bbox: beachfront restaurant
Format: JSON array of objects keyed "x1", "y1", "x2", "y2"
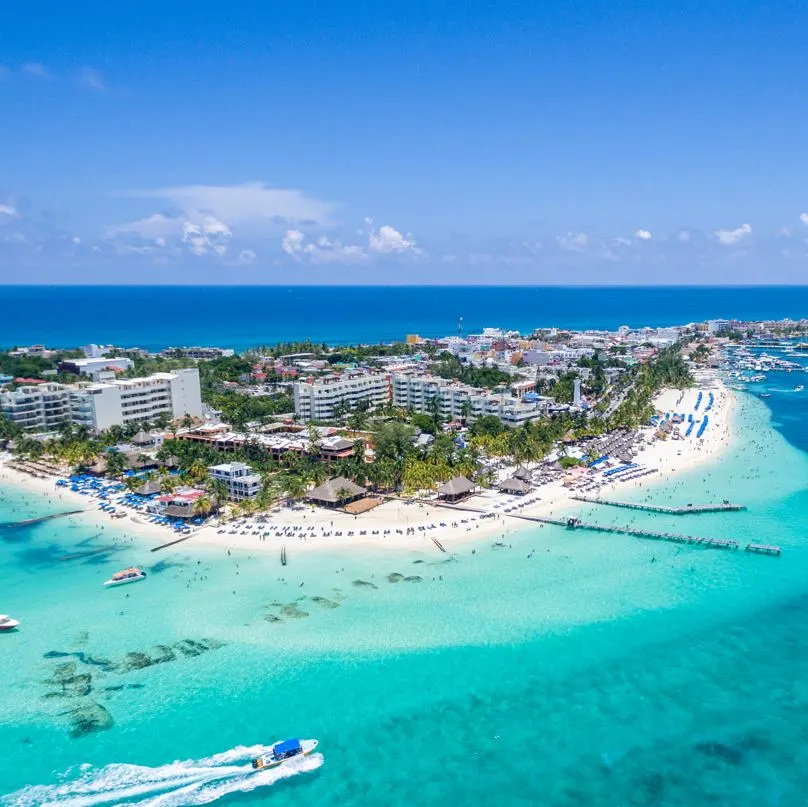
[
  {"x1": 147, "y1": 487, "x2": 206, "y2": 518},
  {"x1": 306, "y1": 476, "x2": 366, "y2": 509},
  {"x1": 498, "y1": 477, "x2": 531, "y2": 495},
  {"x1": 437, "y1": 476, "x2": 476, "y2": 502}
]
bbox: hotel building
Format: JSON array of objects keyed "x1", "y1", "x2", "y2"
[
  {"x1": 1, "y1": 369, "x2": 202, "y2": 433},
  {"x1": 391, "y1": 374, "x2": 549, "y2": 427},
  {"x1": 293, "y1": 372, "x2": 389, "y2": 422},
  {"x1": 208, "y1": 462, "x2": 262, "y2": 501}
]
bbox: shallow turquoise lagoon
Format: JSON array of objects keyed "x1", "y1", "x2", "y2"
[{"x1": 3, "y1": 393, "x2": 808, "y2": 805}]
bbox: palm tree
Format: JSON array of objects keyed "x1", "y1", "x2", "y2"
[
  {"x1": 336, "y1": 486, "x2": 352, "y2": 507},
  {"x1": 209, "y1": 478, "x2": 229, "y2": 508},
  {"x1": 283, "y1": 473, "x2": 309, "y2": 503},
  {"x1": 192, "y1": 496, "x2": 213, "y2": 518},
  {"x1": 188, "y1": 458, "x2": 209, "y2": 483},
  {"x1": 459, "y1": 398, "x2": 473, "y2": 426},
  {"x1": 106, "y1": 450, "x2": 128, "y2": 478}
]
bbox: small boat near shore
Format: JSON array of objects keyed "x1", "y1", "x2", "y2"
[
  {"x1": 252, "y1": 738, "x2": 318, "y2": 770},
  {"x1": 104, "y1": 567, "x2": 147, "y2": 587},
  {"x1": 0, "y1": 615, "x2": 20, "y2": 632}
]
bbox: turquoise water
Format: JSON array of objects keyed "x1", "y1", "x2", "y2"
[{"x1": 4, "y1": 390, "x2": 808, "y2": 805}]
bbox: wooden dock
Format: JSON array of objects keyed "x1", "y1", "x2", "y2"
[
  {"x1": 424, "y1": 499, "x2": 780, "y2": 556},
  {"x1": 745, "y1": 543, "x2": 782, "y2": 556},
  {"x1": 510, "y1": 514, "x2": 741, "y2": 551},
  {"x1": 570, "y1": 496, "x2": 746, "y2": 515}
]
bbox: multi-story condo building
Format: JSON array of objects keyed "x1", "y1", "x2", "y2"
[
  {"x1": 1, "y1": 369, "x2": 202, "y2": 433},
  {"x1": 392, "y1": 374, "x2": 549, "y2": 427},
  {"x1": 293, "y1": 372, "x2": 389, "y2": 422},
  {"x1": 208, "y1": 462, "x2": 262, "y2": 501},
  {"x1": 0, "y1": 382, "x2": 72, "y2": 432}
]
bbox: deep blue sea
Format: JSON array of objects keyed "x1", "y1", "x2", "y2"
[{"x1": 2, "y1": 285, "x2": 808, "y2": 350}]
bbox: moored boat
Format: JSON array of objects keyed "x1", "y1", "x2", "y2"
[
  {"x1": 252, "y1": 738, "x2": 318, "y2": 770},
  {"x1": 104, "y1": 567, "x2": 147, "y2": 587},
  {"x1": 0, "y1": 615, "x2": 20, "y2": 631}
]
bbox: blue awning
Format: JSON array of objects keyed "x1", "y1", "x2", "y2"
[{"x1": 274, "y1": 739, "x2": 301, "y2": 755}]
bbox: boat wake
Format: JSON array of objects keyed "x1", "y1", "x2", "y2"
[{"x1": 2, "y1": 744, "x2": 324, "y2": 807}]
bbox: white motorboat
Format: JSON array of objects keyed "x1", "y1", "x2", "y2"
[
  {"x1": 252, "y1": 738, "x2": 318, "y2": 770},
  {"x1": 0, "y1": 615, "x2": 20, "y2": 631},
  {"x1": 796, "y1": 385, "x2": 804, "y2": 392},
  {"x1": 104, "y1": 567, "x2": 147, "y2": 587}
]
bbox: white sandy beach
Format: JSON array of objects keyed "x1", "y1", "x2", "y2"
[{"x1": 0, "y1": 381, "x2": 735, "y2": 556}]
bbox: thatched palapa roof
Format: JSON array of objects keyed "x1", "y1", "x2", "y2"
[
  {"x1": 307, "y1": 476, "x2": 366, "y2": 504},
  {"x1": 131, "y1": 430, "x2": 154, "y2": 446},
  {"x1": 135, "y1": 480, "x2": 162, "y2": 496},
  {"x1": 437, "y1": 476, "x2": 475, "y2": 498},
  {"x1": 499, "y1": 477, "x2": 530, "y2": 494}
]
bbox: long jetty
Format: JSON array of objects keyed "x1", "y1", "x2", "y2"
[
  {"x1": 427, "y1": 500, "x2": 779, "y2": 555},
  {"x1": 570, "y1": 496, "x2": 746, "y2": 515}
]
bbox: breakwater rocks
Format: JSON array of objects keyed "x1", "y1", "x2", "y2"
[{"x1": 41, "y1": 637, "x2": 225, "y2": 738}]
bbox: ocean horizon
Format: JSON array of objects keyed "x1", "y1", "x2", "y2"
[{"x1": 3, "y1": 285, "x2": 808, "y2": 351}]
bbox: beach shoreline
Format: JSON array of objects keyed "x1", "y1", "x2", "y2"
[{"x1": 0, "y1": 381, "x2": 736, "y2": 557}]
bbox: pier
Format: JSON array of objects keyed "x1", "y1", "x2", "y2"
[
  {"x1": 570, "y1": 496, "x2": 745, "y2": 515},
  {"x1": 427, "y1": 500, "x2": 779, "y2": 555},
  {"x1": 745, "y1": 543, "x2": 781, "y2": 556},
  {"x1": 510, "y1": 513, "x2": 741, "y2": 551}
]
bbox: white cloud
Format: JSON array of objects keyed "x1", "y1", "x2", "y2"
[
  {"x1": 21, "y1": 62, "x2": 49, "y2": 79},
  {"x1": 714, "y1": 223, "x2": 752, "y2": 246},
  {"x1": 635, "y1": 229, "x2": 652, "y2": 240},
  {"x1": 368, "y1": 224, "x2": 417, "y2": 253},
  {"x1": 77, "y1": 67, "x2": 105, "y2": 92},
  {"x1": 124, "y1": 182, "x2": 334, "y2": 228},
  {"x1": 678, "y1": 230, "x2": 691, "y2": 242},
  {"x1": 106, "y1": 213, "x2": 180, "y2": 240},
  {"x1": 181, "y1": 216, "x2": 232, "y2": 256},
  {"x1": 800, "y1": 213, "x2": 808, "y2": 226},
  {"x1": 237, "y1": 249, "x2": 257, "y2": 264},
  {"x1": 613, "y1": 237, "x2": 632, "y2": 247},
  {"x1": 282, "y1": 222, "x2": 421, "y2": 264},
  {"x1": 0, "y1": 204, "x2": 20, "y2": 219},
  {"x1": 556, "y1": 232, "x2": 589, "y2": 252}
]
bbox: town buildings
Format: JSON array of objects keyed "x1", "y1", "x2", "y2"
[
  {"x1": 59, "y1": 356, "x2": 134, "y2": 378},
  {"x1": 208, "y1": 462, "x2": 262, "y2": 501},
  {"x1": 0, "y1": 369, "x2": 202, "y2": 433}
]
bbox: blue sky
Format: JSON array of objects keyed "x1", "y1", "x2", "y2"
[{"x1": 1, "y1": 0, "x2": 807, "y2": 284}]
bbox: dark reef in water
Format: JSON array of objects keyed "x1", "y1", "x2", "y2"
[
  {"x1": 41, "y1": 637, "x2": 225, "y2": 736},
  {"x1": 352, "y1": 579, "x2": 378, "y2": 589},
  {"x1": 60, "y1": 700, "x2": 114, "y2": 738},
  {"x1": 310, "y1": 596, "x2": 340, "y2": 609}
]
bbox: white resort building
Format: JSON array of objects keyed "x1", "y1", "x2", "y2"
[
  {"x1": 1, "y1": 369, "x2": 203, "y2": 433},
  {"x1": 208, "y1": 462, "x2": 262, "y2": 501},
  {"x1": 293, "y1": 372, "x2": 389, "y2": 421},
  {"x1": 391, "y1": 374, "x2": 549, "y2": 427}
]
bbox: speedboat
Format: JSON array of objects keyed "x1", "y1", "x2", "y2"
[
  {"x1": 0, "y1": 615, "x2": 20, "y2": 631},
  {"x1": 252, "y1": 738, "x2": 318, "y2": 770},
  {"x1": 104, "y1": 567, "x2": 147, "y2": 587},
  {"x1": 796, "y1": 385, "x2": 804, "y2": 392}
]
